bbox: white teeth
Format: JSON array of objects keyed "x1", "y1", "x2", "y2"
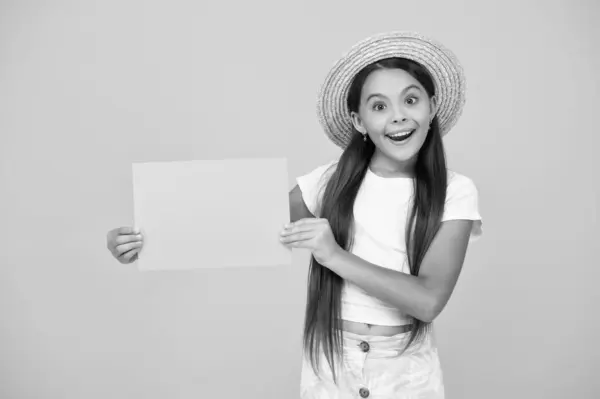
[{"x1": 388, "y1": 130, "x2": 413, "y2": 138}]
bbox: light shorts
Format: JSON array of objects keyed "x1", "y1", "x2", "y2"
[{"x1": 300, "y1": 329, "x2": 444, "y2": 398}]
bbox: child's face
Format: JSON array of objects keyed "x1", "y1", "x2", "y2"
[{"x1": 351, "y1": 68, "x2": 436, "y2": 171}]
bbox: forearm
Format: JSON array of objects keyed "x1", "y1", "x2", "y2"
[{"x1": 325, "y1": 249, "x2": 437, "y2": 322}]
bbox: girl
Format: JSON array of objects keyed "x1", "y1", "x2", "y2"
[
  {"x1": 106, "y1": 31, "x2": 482, "y2": 398},
  {"x1": 279, "y1": 32, "x2": 482, "y2": 398}
]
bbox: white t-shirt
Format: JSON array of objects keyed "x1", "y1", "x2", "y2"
[{"x1": 296, "y1": 159, "x2": 483, "y2": 326}]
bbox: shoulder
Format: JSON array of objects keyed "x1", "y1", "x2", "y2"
[
  {"x1": 298, "y1": 158, "x2": 340, "y2": 186},
  {"x1": 446, "y1": 170, "x2": 479, "y2": 198},
  {"x1": 447, "y1": 169, "x2": 476, "y2": 186},
  {"x1": 312, "y1": 158, "x2": 340, "y2": 176}
]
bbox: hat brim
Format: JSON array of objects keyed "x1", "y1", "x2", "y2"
[{"x1": 316, "y1": 31, "x2": 466, "y2": 149}]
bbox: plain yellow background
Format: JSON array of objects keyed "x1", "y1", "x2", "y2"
[{"x1": 1, "y1": 0, "x2": 598, "y2": 398}]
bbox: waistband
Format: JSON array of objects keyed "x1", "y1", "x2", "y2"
[{"x1": 340, "y1": 329, "x2": 433, "y2": 357}]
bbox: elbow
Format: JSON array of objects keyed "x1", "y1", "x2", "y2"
[
  {"x1": 418, "y1": 297, "x2": 444, "y2": 323},
  {"x1": 420, "y1": 309, "x2": 439, "y2": 323}
]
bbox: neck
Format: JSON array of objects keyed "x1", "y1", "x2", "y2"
[{"x1": 369, "y1": 153, "x2": 416, "y2": 178}]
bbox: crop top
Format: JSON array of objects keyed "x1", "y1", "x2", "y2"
[{"x1": 296, "y1": 159, "x2": 483, "y2": 326}]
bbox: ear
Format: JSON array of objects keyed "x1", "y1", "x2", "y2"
[
  {"x1": 350, "y1": 111, "x2": 367, "y2": 134},
  {"x1": 429, "y1": 96, "x2": 439, "y2": 122}
]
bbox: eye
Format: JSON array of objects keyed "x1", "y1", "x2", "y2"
[
  {"x1": 406, "y1": 96, "x2": 419, "y2": 105},
  {"x1": 372, "y1": 103, "x2": 386, "y2": 111}
]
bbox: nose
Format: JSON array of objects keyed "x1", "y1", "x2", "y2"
[{"x1": 391, "y1": 106, "x2": 408, "y2": 124}]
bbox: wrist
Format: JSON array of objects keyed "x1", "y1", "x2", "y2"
[{"x1": 324, "y1": 245, "x2": 347, "y2": 271}]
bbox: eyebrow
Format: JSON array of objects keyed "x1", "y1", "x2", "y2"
[{"x1": 365, "y1": 84, "x2": 422, "y2": 103}]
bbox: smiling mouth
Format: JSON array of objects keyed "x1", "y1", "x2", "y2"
[{"x1": 386, "y1": 129, "x2": 415, "y2": 142}]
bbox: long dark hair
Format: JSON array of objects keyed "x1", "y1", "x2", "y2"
[{"x1": 302, "y1": 57, "x2": 448, "y2": 383}]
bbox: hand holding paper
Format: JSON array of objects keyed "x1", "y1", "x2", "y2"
[
  {"x1": 106, "y1": 226, "x2": 144, "y2": 264},
  {"x1": 131, "y1": 158, "x2": 292, "y2": 271}
]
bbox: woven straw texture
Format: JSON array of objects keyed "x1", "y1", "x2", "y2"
[{"x1": 316, "y1": 31, "x2": 466, "y2": 149}]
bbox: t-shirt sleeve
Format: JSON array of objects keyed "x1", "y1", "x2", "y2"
[
  {"x1": 295, "y1": 160, "x2": 338, "y2": 217},
  {"x1": 442, "y1": 173, "x2": 483, "y2": 242}
]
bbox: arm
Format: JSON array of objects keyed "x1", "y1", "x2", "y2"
[{"x1": 325, "y1": 219, "x2": 473, "y2": 322}]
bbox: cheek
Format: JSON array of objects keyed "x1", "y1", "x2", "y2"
[
  {"x1": 363, "y1": 114, "x2": 387, "y2": 132},
  {"x1": 413, "y1": 105, "x2": 431, "y2": 122}
]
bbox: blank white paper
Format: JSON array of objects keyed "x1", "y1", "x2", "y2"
[{"x1": 132, "y1": 158, "x2": 292, "y2": 271}]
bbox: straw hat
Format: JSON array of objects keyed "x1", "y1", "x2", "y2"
[{"x1": 316, "y1": 31, "x2": 466, "y2": 149}]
